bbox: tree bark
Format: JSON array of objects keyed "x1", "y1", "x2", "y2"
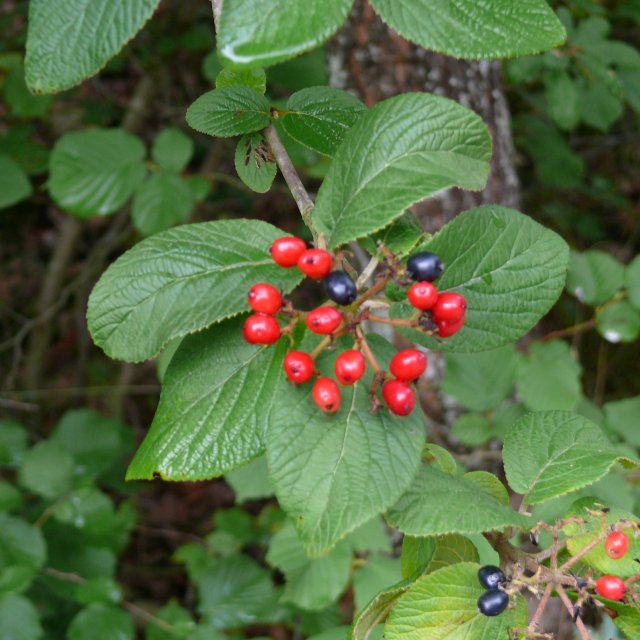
[{"x1": 327, "y1": 0, "x2": 521, "y2": 231}]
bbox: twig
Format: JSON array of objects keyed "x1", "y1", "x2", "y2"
[
  {"x1": 211, "y1": 0, "x2": 223, "y2": 32},
  {"x1": 356, "y1": 255, "x2": 379, "y2": 289},
  {"x1": 263, "y1": 124, "x2": 321, "y2": 246},
  {"x1": 559, "y1": 531, "x2": 607, "y2": 573},
  {"x1": 556, "y1": 584, "x2": 591, "y2": 640},
  {"x1": 537, "y1": 319, "x2": 596, "y2": 342},
  {"x1": 528, "y1": 582, "x2": 554, "y2": 634}
]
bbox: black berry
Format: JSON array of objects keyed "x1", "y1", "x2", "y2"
[
  {"x1": 406, "y1": 251, "x2": 444, "y2": 282},
  {"x1": 478, "y1": 565, "x2": 506, "y2": 590},
  {"x1": 477, "y1": 589, "x2": 508, "y2": 617},
  {"x1": 324, "y1": 270, "x2": 357, "y2": 305}
]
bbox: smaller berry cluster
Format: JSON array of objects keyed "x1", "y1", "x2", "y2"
[
  {"x1": 404, "y1": 252, "x2": 466, "y2": 337},
  {"x1": 595, "y1": 530, "x2": 631, "y2": 601},
  {"x1": 243, "y1": 235, "x2": 467, "y2": 416},
  {"x1": 476, "y1": 565, "x2": 509, "y2": 617}
]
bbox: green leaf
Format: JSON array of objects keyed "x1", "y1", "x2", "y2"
[
  {"x1": 49, "y1": 409, "x2": 132, "y2": 478},
  {"x1": 281, "y1": 87, "x2": 367, "y2": 156},
  {"x1": 25, "y1": 0, "x2": 160, "y2": 93},
  {"x1": 401, "y1": 534, "x2": 479, "y2": 580},
  {"x1": 146, "y1": 601, "x2": 198, "y2": 640},
  {"x1": 360, "y1": 213, "x2": 426, "y2": 258},
  {"x1": 354, "y1": 555, "x2": 402, "y2": 614},
  {"x1": 186, "y1": 87, "x2": 271, "y2": 138},
  {"x1": 580, "y1": 77, "x2": 624, "y2": 131},
  {"x1": 351, "y1": 578, "x2": 412, "y2": 640},
  {"x1": 386, "y1": 465, "x2": 531, "y2": 536},
  {"x1": 625, "y1": 255, "x2": 640, "y2": 311},
  {"x1": 598, "y1": 599, "x2": 640, "y2": 640},
  {"x1": 597, "y1": 300, "x2": 640, "y2": 343},
  {"x1": 0, "y1": 155, "x2": 32, "y2": 209},
  {"x1": 267, "y1": 334, "x2": 425, "y2": 555},
  {"x1": 75, "y1": 577, "x2": 123, "y2": 606},
  {"x1": 68, "y1": 603, "x2": 134, "y2": 640},
  {"x1": 346, "y1": 517, "x2": 392, "y2": 554},
  {"x1": 515, "y1": 341, "x2": 582, "y2": 411},
  {"x1": 266, "y1": 521, "x2": 351, "y2": 611},
  {"x1": 216, "y1": 67, "x2": 267, "y2": 94},
  {"x1": 451, "y1": 414, "x2": 493, "y2": 447},
  {"x1": 87, "y1": 219, "x2": 303, "y2": 362},
  {"x1": 196, "y1": 554, "x2": 276, "y2": 628},
  {"x1": 49, "y1": 129, "x2": 146, "y2": 217},
  {"x1": 0, "y1": 514, "x2": 46, "y2": 577},
  {"x1": 442, "y1": 345, "x2": 518, "y2": 411},
  {"x1": 563, "y1": 497, "x2": 640, "y2": 579},
  {"x1": 132, "y1": 172, "x2": 194, "y2": 237},
  {"x1": 605, "y1": 396, "x2": 640, "y2": 448},
  {"x1": 0, "y1": 420, "x2": 28, "y2": 468},
  {"x1": 369, "y1": 0, "x2": 565, "y2": 59},
  {"x1": 313, "y1": 93, "x2": 491, "y2": 248},
  {"x1": 217, "y1": 0, "x2": 353, "y2": 68},
  {"x1": 392, "y1": 206, "x2": 569, "y2": 353},
  {"x1": 503, "y1": 411, "x2": 640, "y2": 505},
  {"x1": 0, "y1": 593, "x2": 42, "y2": 640},
  {"x1": 152, "y1": 129, "x2": 194, "y2": 173},
  {"x1": 128, "y1": 321, "x2": 289, "y2": 480},
  {"x1": 566, "y1": 250, "x2": 625, "y2": 304},
  {"x1": 385, "y1": 563, "x2": 527, "y2": 640},
  {"x1": 225, "y1": 456, "x2": 274, "y2": 503},
  {"x1": 18, "y1": 441, "x2": 74, "y2": 500},
  {"x1": 545, "y1": 71, "x2": 581, "y2": 130},
  {"x1": 0, "y1": 483, "x2": 22, "y2": 513},
  {"x1": 52, "y1": 487, "x2": 115, "y2": 535},
  {"x1": 234, "y1": 132, "x2": 277, "y2": 193}
]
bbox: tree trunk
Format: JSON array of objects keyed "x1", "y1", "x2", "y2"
[{"x1": 327, "y1": 0, "x2": 521, "y2": 231}]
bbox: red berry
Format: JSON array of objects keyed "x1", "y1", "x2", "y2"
[
  {"x1": 248, "y1": 283, "x2": 282, "y2": 315},
  {"x1": 270, "y1": 236, "x2": 307, "y2": 268},
  {"x1": 382, "y1": 379, "x2": 416, "y2": 416},
  {"x1": 334, "y1": 350, "x2": 366, "y2": 385},
  {"x1": 432, "y1": 292, "x2": 467, "y2": 323},
  {"x1": 306, "y1": 306, "x2": 343, "y2": 335},
  {"x1": 605, "y1": 532, "x2": 630, "y2": 560},
  {"x1": 407, "y1": 282, "x2": 438, "y2": 310},
  {"x1": 297, "y1": 249, "x2": 333, "y2": 279},
  {"x1": 284, "y1": 351, "x2": 315, "y2": 383},
  {"x1": 243, "y1": 314, "x2": 281, "y2": 344},
  {"x1": 596, "y1": 575, "x2": 626, "y2": 601},
  {"x1": 389, "y1": 349, "x2": 427, "y2": 382},
  {"x1": 436, "y1": 316, "x2": 465, "y2": 338},
  {"x1": 313, "y1": 377, "x2": 341, "y2": 413}
]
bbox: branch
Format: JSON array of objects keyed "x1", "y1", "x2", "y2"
[
  {"x1": 556, "y1": 584, "x2": 591, "y2": 640},
  {"x1": 211, "y1": 0, "x2": 223, "y2": 32},
  {"x1": 263, "y1": 123, "x2": 322, "y2": 246}
]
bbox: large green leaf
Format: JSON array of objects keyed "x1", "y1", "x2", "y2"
[
  {"x1": 49, "y1": 129, "x2": 146, "y2": 217},
  {"x1": 25, "y1": 0, "x2": 159, "y2": 93},
  {"x1": 0, "y1": 514, "x2": 47, "y2": 593},
  {"x1": 67, "y1": 603, "x2": 134, "y2": 640},
  {"x1": 369, "y1": 0, "x2": 565, "y2": 59},
  {"x1": 0, "y1": 593, "x2": 42, "y2": 640},
  {"x1": 186, "y1": 87, "x2": 271, "y2": 138},
  {"x1": 266, "y1": 521, "x2": 352, "y2": 611},
  {"x1": 225, "y1": 456, "x2": 274, "y2": 502},
  {"x1": 401, "y1": 534, "x2": 479, "y2": 580},
  {"x1": 126, "y1": 321, "x2": 288, "y2": 481},
  {"x1": 267, "y1": 335, "x2": 425, "y2": 556},
  {"x1": 503, "y1": 411, "x2": 640, "y2": 505},
  {"x1": 515, "y1": 340, "x2": 582, "y2": 411},
  {"x1": 314, "y1": 93, "x2": 491, "y2": 248},
  {"x1": 597, "y1": 300, "x2": 640, "y2": 343},
  {"x1": 0, "y1": 155, "x2": 31, "y2": 209},
  {"x1": 386, "y1": 465, "x2": 531, "y2": 536},
  {"x1": 131, "y1": 172, "x2": 194, "y2": 237},
  {"x1": 442, "y1": 345, "x2": 518, "y2": 411},
  {"x1": 18, "y1": 441, "x2": 74, "y2": 500},
  {"x1": 385, "y1": 563, "x2": 527, "y2": 640},
  {"x1": 87, "y1": 219, "x2": 303, "y2": 362},
  {"x1": 217, "y1": 0, "x2": 354, "y2": 68},
  {"x1": 281, "y1": 87, "x2": 367, "y2": 156},
  {"x1": 392, "y1": 206, "x2": 569, "y2": 352},
  {"x1": 605, "y1": 396, "x2": 640, "y2": 448},
  {"x1": 566, "y1": 250, "x2": 625, "y2": 305},
  {"x1": 354, "y1": 555, "x2": 402, "y2": 614},
  {"x1": 151, "y1": 128, "x2": 194, "y2": 173}
]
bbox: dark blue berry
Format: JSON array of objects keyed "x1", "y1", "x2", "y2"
[
  {"x1": 324, "y1": 271, "x2": 357, "y2": 306},
  {"x1": 406, "y1": 252, "x2": 444, "y2": 282},
  {"x1": 478, "y1": 565, "x2": 506, "y2": 590},
  {"x1": 477, "y1": 589, "x2": 508, "y2": 617}
]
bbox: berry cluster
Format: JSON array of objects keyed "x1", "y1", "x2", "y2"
[
  {"x1": 476, "y1": 565, "x2": 509, "y2": 617},
  {"x1": 243, "y1": 236, "x2": 468, "y2": 416},
  {"x1": 595, "y1": 530, "x2": 631, "y2": 601}
]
